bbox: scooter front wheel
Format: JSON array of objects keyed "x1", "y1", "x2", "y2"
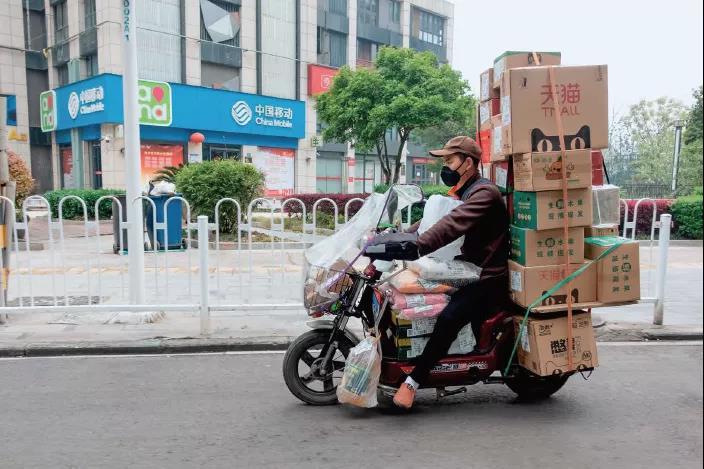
[{"x1": 283, "y1": 330, "x2": 354, "y2": 405}]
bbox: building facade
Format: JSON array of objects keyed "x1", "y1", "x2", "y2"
[{"x1": 1, "y1": 0, "x2": 453, "y2": 195}]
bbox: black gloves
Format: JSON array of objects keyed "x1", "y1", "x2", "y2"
[{"x1": 364, "y1": 232, "x2": 420, "y2": 261}]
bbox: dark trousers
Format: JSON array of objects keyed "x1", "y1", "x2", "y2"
[{"x1": 409, "y1": 275, "x2": 507, "y2": 385}]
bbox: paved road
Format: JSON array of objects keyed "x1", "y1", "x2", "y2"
[{"x1": 1, "y1": 343, "x2": 701, "y2": 469}]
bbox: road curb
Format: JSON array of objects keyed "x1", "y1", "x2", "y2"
[{"x1": 1, "y1": 326, "x2": 701, "y2": 358}]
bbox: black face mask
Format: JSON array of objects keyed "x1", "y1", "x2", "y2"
[{"x1": 441, "y1": 166, "x2": 461, "y2": 187}]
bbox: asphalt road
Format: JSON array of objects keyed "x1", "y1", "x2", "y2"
[{"x1": 1, "y1": 343, "x2": 702, "y2": 469}]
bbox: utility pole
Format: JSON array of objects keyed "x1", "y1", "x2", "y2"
[
  {"x1": 122, "y1": 1, "x2": 145, "y2": 304},
  {"x1": 671, "y1": 120, "x2": 684, "y2": 194}
]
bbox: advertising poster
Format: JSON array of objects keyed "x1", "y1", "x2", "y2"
[
  {"x1": 61, "y1": 147, "x2": 74, "y2": 188},
  {"x1": 253, "y1": 147, "x2": 295, "y2": 198},
  {"x1": 140, "y1": 144, "x2": 184, "y2": 186}
]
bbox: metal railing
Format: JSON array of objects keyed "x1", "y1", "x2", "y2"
[{"x1": 0, "y1": 196, "x2": 674, "y2": 331}]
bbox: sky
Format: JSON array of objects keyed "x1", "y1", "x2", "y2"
[{"x1": 449, "y1": 0, "x2": 704, "y2": 117}]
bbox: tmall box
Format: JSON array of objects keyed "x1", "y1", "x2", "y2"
[
  {"x1": 491, "y1": 160, "x2": 513, "y2": 194},
  {"x1": 500, "y1": 65, "x2": 609, "y2": 155},
  {"x1": 513, "y1": 188, "x2": 593, "y2": 230},
  {"x1": 514, "y1": 311, "x2": 598, "y2": 376},
  {"x1": 479, "y1": 98, "x2": 501, "y2": 131},
  {"x1": 585, "y1": 237, "x2": 641, "y2": 303},
  {"x1": 510, "y1": 225, "x2": 585, "y2": 267},
  {"x1": 477, "y1": 128, "x2": 492, "y2": 164},
  {"x1": 480, "y1": 68, "x2": 499, "y2": 101},
  {"x1": 491, "y1": 115, "x2": 508, "y2": 162},
  {"x1": 513, "y1": 150, "x2": 592, "y2": 192},
  {"x1": 585, "y1": 224, "x2": 619, "y2": 238},
  {"x1": 591, "y1": 150, "x2": 605, "y2": 185},
  {"x1": 508, "y1": 260, "x2": 597, "y2": 308},
  {"x1": 493, "y1": 51, "x2": 562, "y2": 88}
]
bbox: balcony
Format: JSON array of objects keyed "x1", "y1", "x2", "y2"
[
  {"x1": 201, "y1": 42, "x2": 242, "y2": 68},
  {"x1": 356, "y1": 22, "x2": 402, "y2": 47},
  {"x1": 318, "y1": 9, "x2": 349, "y2": 34}
]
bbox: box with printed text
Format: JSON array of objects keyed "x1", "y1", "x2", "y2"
[
  {"x1": 508, "y1": 260, "x2": 597, "y2": 308},
  {"x1": 513, "y1": 188, "x2": 593, "y2": 230},
  {"x1": 513, "y1": 150, "x2": 592, "y2": 192},
  {"x1": 510, "y1": 225, "x2": 584, "y2": 267}
]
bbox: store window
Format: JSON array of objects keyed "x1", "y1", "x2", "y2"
[
  {"x1": 137, "y1": 0, "x2": 183, "y2": 83},
  {"x1": 316, "y1": 156, "x2": 343, "y2": 193},
  {"x1": 354, "y1": 158, "x2": 378, "y2": 193},
  {"x1": 202, "y1": 144, "x2": 245, "y2": 162}
]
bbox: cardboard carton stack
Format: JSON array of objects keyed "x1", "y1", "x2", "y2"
[{"x1": 475, "y1": 51, "x2": 640, "y2": 376}]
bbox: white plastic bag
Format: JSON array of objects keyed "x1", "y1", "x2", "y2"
[
  {"x1": 408, "y1": 257, "x2": 482, "y2": 287},
  {"x1": 337, "y1": 336, "x2": 382, "y2": 408},
  {"x1": 418, "y1": 195, "x2": 465, "y2": 260},
  {"x1": 592, "y1": 184, "x2": 621, "y2": 226}
]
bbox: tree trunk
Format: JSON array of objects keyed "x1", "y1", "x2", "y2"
[
  {"x1": 376, "y1": 140, "x2": 391, "y2": 185},
  {"x1": 393, "y1": 132, "x2": 410, "y2": 183}
]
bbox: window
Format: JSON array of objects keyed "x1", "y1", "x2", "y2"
[
  {"x1": 200, "y1": 0, "x2": 240, "y2": 46},
  {"x1": 53, "y1": 0, "x2": 68, "y2": 43},
  {"x1": 318, "y1": 28, "x2": 347, "y2": 68},
  {"x1": 316, "y1": 156, "x2": 344, "y2": 193},
  {"x1": 84, "y1": 0, "x2": 97, "y2": 30},
  {"x1": 201, "y1": 62, "x2": 240, "y2": 90},
  {"x1": 389, "y1": 0, "x2": 400, "y2": 24},
  {"x1": 84, "y1": 54, "x2": 98, "y2": 77},
  {"x1": 356, "y1": 39, "x2": 379, "y2": 68},
  {"x1": 259, "y1": 0, "x2": 297, "y2": 99},
  {"x1": 57, "y1": 64, "x2": 69, "y2": 86},
  {"x1": 328, "y1": 0, "x2": 347, "y2": 16},
  {"x1": 413, "y1": 9, "x2": 444, "y2": 46},
  {"x1": 357, "y1": 0, "x2": 378, "y2": 26},
  {"x1": 137, "y1": 0, "x2": 183, "y2": 83}
]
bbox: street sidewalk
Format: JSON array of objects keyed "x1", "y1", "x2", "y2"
[{"x1": 1, "y1": 246, "x2": 702, "y2": 357}]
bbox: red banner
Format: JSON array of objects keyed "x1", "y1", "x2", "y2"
[
  {"x1": 140, "y1": 144, "x2": 184, "y2": 186},
  {"x1": 308, "y1": 64, "x2": 340, "y2": 96}
]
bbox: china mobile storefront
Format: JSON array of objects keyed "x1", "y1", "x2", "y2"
[{"x1": 40, "y1": 74, "x2": 305, "y2": 196}]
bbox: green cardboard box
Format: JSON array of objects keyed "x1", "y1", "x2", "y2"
[
  {"x1": 513, "y1": 188, "x2": 592, "y2": 230},
  {"x1": 510, "y1": 225, "x2": 584, "y2": 267}
]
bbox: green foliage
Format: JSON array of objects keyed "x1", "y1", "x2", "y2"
[
  {"x1": 678, "y1": 138, "x2": 703, "y2": 193},
  {"x1": 175, "y1": 160, "x2": 265, "y2": 232},
  {"x1": 317, "y1": 47, "x2": 474, "y2": 184},
  {"x1": 622, "y1": 97, "x2": 688, "y2": 185},
  {"x1": 152, "y1": 164, "x2": 184, "y2": 184},
  {"x1": 44, "y1": 189, "x2": 125, "y2": 220},
  {"x1": 671, "y1": 194, "x2": 703, "y2": 239},
  {"x1": 7, "y1": 151, "x2": 35, "y2": 209},
  {"x1": 684, "y1": 86, "x2": 702, "y2": 145}
]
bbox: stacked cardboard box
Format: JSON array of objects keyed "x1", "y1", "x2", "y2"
[
  {"x1": 476, "y1": 51, "x2": 639, "y2": 375},
  {"x1": 387, "y1": 310, "x2": 475, "y2": 360}
]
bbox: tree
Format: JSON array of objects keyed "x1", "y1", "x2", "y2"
[
  {"x1": 610, "y1": 98, "x2": 688, "y2": 186},
  {"x1": 680, "y1": 86, "x2": 704, "y2": 192},
  {"x1": 412, "y1": 116, "x2": 477, "y2": 181},
  {"x1": 316, "y1": 47, "x2": 473, "y2": 184},
  {"x1": 684, "y1": 85, "x2": 702, "y2": 145}
]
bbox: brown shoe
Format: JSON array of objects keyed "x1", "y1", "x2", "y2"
[{"x1": 393, "y1": 383, "x2": 416, "y2": 409}]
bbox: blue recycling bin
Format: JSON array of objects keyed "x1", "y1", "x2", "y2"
[{"x1": 145, "y1": 194, "x2": 184, "y2": 251}]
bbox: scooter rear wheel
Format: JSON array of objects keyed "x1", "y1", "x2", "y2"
[
  {"x1": 503, "y1": 367, "x2": 569, "y2": 401},
  {"x1": 283, "y1": 330, "x2": 355, "y2": 406}
]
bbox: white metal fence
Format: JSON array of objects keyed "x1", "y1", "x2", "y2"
[{"x1": 0, "y1": 195, "x2": 672, "y2": 331}]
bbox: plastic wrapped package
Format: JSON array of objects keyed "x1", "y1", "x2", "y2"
[
  {"x1": 592, "y1": 184, "x2": 621, "y2": 226},
  {"x1": 337, "y1": 336, "x2": 382, "y2": 408},
  {"x1": 408, "y1": 257, "x2": 482, "y2": 287},
  {"x1": 397, "y1": 302, "x2": 448, "y2": 320},
  {"x1": 417, "y1": 195, "x2": 465, "y2": 260},
  {"x1": 388, "y1": 270, "x2": 456, "y2": 295},
  {"x1": 303, "y1": 258, "x2": 356, "y2": 313},
  {"x1": 388, "y1": 287, "x2": 449, "y2": 309}
]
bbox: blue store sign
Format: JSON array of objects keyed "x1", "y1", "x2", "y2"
[{"x1": 45, "y1": 74, "x2": 305, "y2": 142}]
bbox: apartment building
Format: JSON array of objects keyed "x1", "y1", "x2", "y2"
[{"x1": 0, "y1": 0, "x2": 454, "y2": 195}]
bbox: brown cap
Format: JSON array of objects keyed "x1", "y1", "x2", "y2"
[{"x1": 429, "y1": 136, "x2": 482, "y2": 161}]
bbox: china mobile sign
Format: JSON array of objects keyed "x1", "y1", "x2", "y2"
[{"x1": 231, "y1": 101, "x2": 294, "y2": 129}]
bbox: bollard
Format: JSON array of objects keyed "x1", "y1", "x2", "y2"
[
  {"x1": 198, "y1": 215, "x2": 210, "y2": 335},
  {"x1": 653, "y1": 214, "x2": 671, "y2": 325}
]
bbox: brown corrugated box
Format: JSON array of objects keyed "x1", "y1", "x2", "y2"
[
  {"x1": 508, "y1": 260, "x2": 597, "y2": 308},
  {"x1": 500, "y1": 65, "x2": 609, "y2": 155},
  {"x1": 514, "y1": 311, "x2": 598, "y2": 376},
  {"x1": 513, "y1": 150, "x2": 592, "y2": 192},
  {"x1": 585, "y1": 237, "x2": 641, "y2": 303}
]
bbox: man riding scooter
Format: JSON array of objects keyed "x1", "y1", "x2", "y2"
[{"x1": 366, "y1": 136, "x2": 510, "y2": 409}]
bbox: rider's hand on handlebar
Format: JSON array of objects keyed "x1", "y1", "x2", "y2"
[{"x1": 364, "y1": 231, "x2": 420, "y2": 262}]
